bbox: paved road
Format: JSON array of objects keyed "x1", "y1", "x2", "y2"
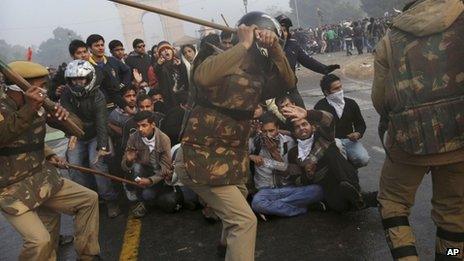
[{"x1": 0, "y1": 52, "x2": 437, "y2": 261}]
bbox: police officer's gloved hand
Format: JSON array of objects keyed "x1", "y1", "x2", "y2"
[{"x1": 325, "y1": 64, "x2": 340, "y2": 74}]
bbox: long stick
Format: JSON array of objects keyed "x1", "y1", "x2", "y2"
[
  {"x1": 0, "y1": 59, "x2": 85, "y2": 138},
  {"x1": 53, "y1": 162, "x2": 144, "y2": 188},
  {"x1": 109, "y1": 0, "x2": 236, "y2": 33},
  {"x1": 221, "y1": 14, "x2": 230, "y2": 27}
]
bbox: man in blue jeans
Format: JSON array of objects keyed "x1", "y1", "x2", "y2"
[
  {"x1": 61, "y1": 60, "x2": 121, "y2": 218},
  {"x1": 249, "y1": 112, "x2": 324, "y2": 217},
  {"x1": 314, "y1": 74, "x2": 369, "y2": 168}
]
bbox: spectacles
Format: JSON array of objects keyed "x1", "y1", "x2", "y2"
[{"x1": 137, "y1": 44, "x2": 145, "y2": 48}]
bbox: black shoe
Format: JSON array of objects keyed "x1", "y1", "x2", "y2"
[
  {"x1": 59, "y1": 235, "x2": 74, "y2": 246},
  {"x1": 216, "y1": 242, "x2": 226, "y2": 258},
  {"x1": 361, "y1": 191, "x2": 379, "y2": 208},
  {"x1": 308, "y1": 201, "x2": 328, "y2": 212},
  {"x1": 339, "y1": 181, "x2": 363, "y2": 209}
]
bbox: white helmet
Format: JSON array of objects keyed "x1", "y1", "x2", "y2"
[{"x1": 65, "y1": 60, "x2": 98, "y2": 97}]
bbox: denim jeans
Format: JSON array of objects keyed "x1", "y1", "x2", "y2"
[
  {"x1": 339, "y1": 139, "x2": 370, "y2": 168},
  {"x1": 66, "y1": 137, "x2": 118, "y2": 201},
  {"x1": 251, "y1": 185, "x2": 324, "y2": 217}
]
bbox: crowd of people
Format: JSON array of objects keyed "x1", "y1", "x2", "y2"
[
  {"x1": 291, "y1": 17, "x2": 390, "y2": 56},
  {"x1": 2, "y1": 0, "x2": 464, "y2": 259}
]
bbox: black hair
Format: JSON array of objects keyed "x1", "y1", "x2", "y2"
[
  {"x1": 108, "y1": 40, "x2": 123, "y2": 51},
  {"x1": 133, "y1": 110, "x2": 155, "y2": 124},
  {"x1": 148, "y1": 88, "x2": 163, "y2": 97},
  {"x1": 137, "y1": 93, "x2": 152, "y2": 105},
  {"x1": 151, "y1": 44, "x2": 158, "y2": 53},
  {"x1": 68, "y1": 40, "x2": 87, "y2": 56},
  {"x1": 86, "y1": 34, "x2": 105, "y2": 47},
  {"x1": 181, "y1": 44, "x2": 196, "y2": 54},
  {"x1": 121, "y1": 86, "x2": 136, "y2": 95},
  {"x1": 320, "y1": 74, "x2": 340, "y2": 94},
  {"x1": 275, "y1": 95, "x2": 295, "y2": 107},
  {"x1": 133, "y1": 38, "x2": 144, "y2": 49},
  {"x1": 260, "y1": 111, "x2": 280, "y2": 127},
  {"x1": 220, "y1": 31, "x2": 233, "y2": 40},
  {"x1": 193, "y1": 34, "x2": 221, "y2": 75}
]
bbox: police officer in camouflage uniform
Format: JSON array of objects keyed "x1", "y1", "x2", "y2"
[
  {"x1": 0, "y1": 61, "x2": 100, "y2": 260},
  {"x1": 175, "y1": 12, "x2": 295, "y2": 261},
  {"x1": 372, "y1": 0, "x2": 464, "y2": 260}
]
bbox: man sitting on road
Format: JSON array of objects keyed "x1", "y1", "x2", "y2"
[{"x1": 250, "y1": 112, "x2": 324, "y2": 217}]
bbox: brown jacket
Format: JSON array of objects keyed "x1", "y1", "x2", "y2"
[
  {"x1": 372, "y1": 0, "x2": 464, "y2": 166},
  {"x1": 121, "y1": 128, "x2": 172, "y2": 184},
  {"x1": 181, "y1": 43, "x2": 295, "y2": 186}
]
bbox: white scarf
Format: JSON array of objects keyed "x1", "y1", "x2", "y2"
[
  {"x1": 141, "y1": 131, "x2": 156, "y2": 153},
  {"x1": 326, "y1": 90, "x2": 345, "y2": 118},
  {"x1": 297, "y1": 134, "x2": 315, "y2": 161}
]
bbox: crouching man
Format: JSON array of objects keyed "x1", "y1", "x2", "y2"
[
  {"x1": 250, "y1": 112, "x2": 324, "y2": 217},
  {"x1": 121, "y1": 111, "x2": 174, "y2": 217}
]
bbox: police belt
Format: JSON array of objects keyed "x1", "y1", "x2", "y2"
[
  {"x1": 197, "y1": 100, "x2": 254, "y2": 121},
  {"x1": 0, "y1": 142, "x2": 45, "y2": 157}
]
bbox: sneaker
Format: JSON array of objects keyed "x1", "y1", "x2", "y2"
[
  {"x1": 132, "y1": 202, "x2": 147, "y2": 218},
  {"x1": 106, "y1": 201, "x2": 121, "y2": 218},
  {"x1": 361, "y1": 191, "x2": 379, "y2": 208}
]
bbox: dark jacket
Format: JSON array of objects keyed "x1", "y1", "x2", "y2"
[
  {"x1": 153, "y1": 61, "x2": 189, "y2": 108},
  {"x1": 284, "y1": 37, "x2": 330, "y2": 74},
  {"x1": 160, "y1": 106, "x2": 185, "y2": 146},
  {"x1": 314, "y1": 97, "x2": 366, "y2": 139},
  {"x1": 125, "y1": 52, "x2": 152, "y2": 83},
  {"x1": 60, "y1": 88, "x2": 109, "y2": 150}
]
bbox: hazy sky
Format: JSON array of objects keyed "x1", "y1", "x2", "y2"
[{"x1": 0, "y1": 0, "x2": 290, "y2": 48}]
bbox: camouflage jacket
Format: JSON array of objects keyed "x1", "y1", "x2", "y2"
[
  {"x1": 0, "y1": 93, "x2": 63, "y2": 216},
  {"x1": 373, "y1": 0, "x2": 464, "y2": 163},
  {"x1": 181, "y1": 43, "x2": 296, "y2": 186}
]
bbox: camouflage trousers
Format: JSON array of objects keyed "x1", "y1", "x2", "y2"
[
  {"x1": 2, "y1": 179, "x2": 100, "y2": 261},
  {"x1": 378, "y1": 159, "x2": 464, "y2": 260},
  {"x1": 175, "y1": 147, "x2": 257, "y2": 261}
]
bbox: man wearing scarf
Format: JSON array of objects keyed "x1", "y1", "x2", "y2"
[
  {"x1": 249, "y1": 112, "x2": 324, "y2": 217},
  {"x1": 314, "y1": 74, "x2": 369, "y2": 168}
]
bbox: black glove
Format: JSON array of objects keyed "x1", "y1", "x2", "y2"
[{"x1": 324, "y1": 64, "x2": 340, "y2": 75}]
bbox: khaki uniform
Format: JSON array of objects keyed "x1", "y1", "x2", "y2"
[
  {"x1": 179, "y1": 43, "x2": 295, "y2": 260},
  {"x1": 0, "y1": 62, "x2": 100, "y2": 261},
  {"x1": 372, "y1": 1, "x2": 464, "y2": 260}
]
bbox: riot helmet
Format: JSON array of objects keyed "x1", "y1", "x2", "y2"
[{"x1": 275, "y1": 14, "x2": 293, "y2": 29}]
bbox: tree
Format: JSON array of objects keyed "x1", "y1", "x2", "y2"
[
  {"x1": 34, "y1": 27, "x2": 82, "y2": 67},
  {"x1": 288, "y1": 0, "x2": 365, "y2": 28},
  {"x1": 360, "y1": 0, "x2": 410, "y2": 17},
  {"x1": 0, "y1": 40, "x2": 28, "y2": 63}
]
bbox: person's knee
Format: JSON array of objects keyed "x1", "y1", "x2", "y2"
[
  {"x1": 141, "y1": 188, "x2": 157, "y2": 201},
  {"x1": 25, "y1": 230, "x2": 51, "y2": 251}
]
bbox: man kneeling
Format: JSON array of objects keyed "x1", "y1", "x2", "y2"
[{"x1": 250, "y1": 112, "x2": 324, "y2": 217}]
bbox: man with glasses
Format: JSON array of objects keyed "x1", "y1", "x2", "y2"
[{"x1": 126, "y1": 38, "x2": 152, "y2": 84}]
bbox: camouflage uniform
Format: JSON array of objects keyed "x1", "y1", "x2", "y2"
[
  {"x1": 372, "y1": 1, "x2": 464, "y2": 260},
  {"x1": 177, "y1": 42, "x2": 295, "y2": 260},
  {"x1": 0, "y1": 61, "x2": 100, "y2": 261}
]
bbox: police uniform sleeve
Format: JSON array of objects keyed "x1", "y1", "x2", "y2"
[
  {"x1": 372, "y1": 36, "x2": 390, "y2": 116},
  {"x1": 0, "y1": 103, "x2": 38, "y2": 147},
  {"x1": 193, "y1": 44, "x2": 248, "y2": 88}
]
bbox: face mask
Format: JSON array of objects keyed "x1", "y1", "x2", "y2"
[{"x1": 326, "y1": 90, "x2": 344, "y2": 103}]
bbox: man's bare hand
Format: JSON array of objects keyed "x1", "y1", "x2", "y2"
[
  {"x1": 125, "y1": 148, "x2": 138, "y2": 163},
  {"x1": 48, "y1": 155, "x2": 69, "y2": 169},
  {"x1": 136, "y1": 177, "x2": 152, "y2": 188},
  {"x1": 250, "y1": 155, "x2": 264, "y2": 166},
  {"x1": 347, "y1": 132, "x2": 361, "y2": 142},
  {"x1": 238, "y1": 24, "x2": 257, "y2": 50},
  {"x1": 281, "y1": 104, "x2": 308, "y2": 122},
  {"x1": 255, "y1": 29, "x2": 278, "y2": 49},
  {"x1": 25, "y1": 86, "x2": 46, "y2": 111},
  {"x1": 51, "y1": 104, "x2": 69, "y2": 121}
]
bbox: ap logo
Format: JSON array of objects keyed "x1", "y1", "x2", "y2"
[{"x1": 446, "y1": 248, "x2": 460, "y2": 256}]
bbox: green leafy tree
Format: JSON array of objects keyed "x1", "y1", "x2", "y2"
[
  {"x1": 34, "y1": 27, "x2": 82, "y2": 67},
  {"x1": 360, "y1": 0, "x2": 410, "y2": 17},
  {"x1": 288, "y1": 0, "x2": 365, "y2": 28}
]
